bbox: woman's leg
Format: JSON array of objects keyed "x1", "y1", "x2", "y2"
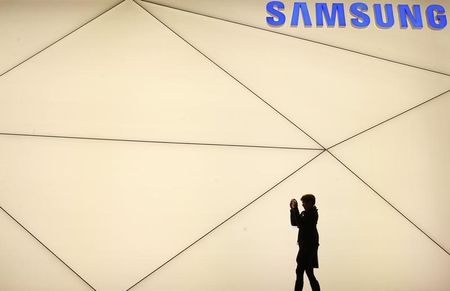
[
  {"x1": 294, "y1": 265, "x2": 304, "y2": 291},
  {"x1": 305, "y1": 268, "x2": 320, "y2": 291}
]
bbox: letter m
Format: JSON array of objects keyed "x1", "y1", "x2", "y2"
[{"x1": 316, "y1": 3, "x2": 346, "y2": 27}]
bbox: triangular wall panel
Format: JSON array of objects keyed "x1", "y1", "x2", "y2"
[
  {"x1": 130, "y1": 153, "x2": 450, "y2": 291},
  {"x1": 0, "y1": 133, "x2": 319, "y2": 291},
  {"x1": 0, "y1": 0, "x2": 122, "y2": 75},
  {"x1": 0, "y1": 208, "x2": 93, "y2": 291},
  {"x1": 141, "y1": 0, "x2": 450, "y2": 74},
  {"x1": 1, "y1": 1, "x2": 448, "y2": 290},
  {"x1": 0, "y1": 0, "x2": 318, "y2": 149},
  {"x1": 331, "y1": 92, "x2": 450, "y2": 251},
  {"x1": 140, "y1": 0, "x2": 450, "y2": 147}
]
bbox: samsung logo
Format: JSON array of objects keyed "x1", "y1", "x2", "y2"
[{"x1": 266, "y1": 1, "x2": 447, "y2": 29}]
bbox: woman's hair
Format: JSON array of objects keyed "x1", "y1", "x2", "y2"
[{"x1": 301, "y1": 194, "x2": 316, "y2": 205}]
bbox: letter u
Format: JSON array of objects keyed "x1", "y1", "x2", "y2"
[{"x1": 374, "y1": 4, "x2": 394, "y2": 28}]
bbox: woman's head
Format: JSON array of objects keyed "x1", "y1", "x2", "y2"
[{"x1": 301, "y1": 194, "x2": 316, "y2": 210}]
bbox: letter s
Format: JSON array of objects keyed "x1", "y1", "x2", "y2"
[
  {"x1": 266, "y1": 1, "x2": 286, "y2": 26},
  {"x1": 350, "y1": 2, "x2": 370, "y2": 28}
]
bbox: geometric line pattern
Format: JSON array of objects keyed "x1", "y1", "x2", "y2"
[
  {"x1": 138, "y1": 0, "x2": 450, "y2": 148},
  {"x1": 136, "y1": 0, "x2": 450, "y2": 240},
  {"x1": 1, "y1": 1, "x2": 449, "y2": 291},
  {"x1": 0, "y1": 132, "x2": 321, "y2": 151},
  {"x1": 126, "y1": 150, "x2": 325, "y2": 290},
  {"x1": 141, "y1": 0, "x2": 450, "y2": 77},
  {"x1": 0, "y1": 206, "x2": 96, "y2": 291},
  {"x1": 327, "y1": 151, "x2": 450, "y2": 256},
  {"x1": 0, "y1": 0, "x2": 126, "y2": 78},
  {"x1": 327, "y1": 89, "x2": 450, "y2": 150},
  {"x1": 129, "y1": 1, "x2": 450, "y2": 288},
  {"x1": 142, "y1": 0, "x2": 326, "y2": 150},
  {"x1": 122, "y1": 150, "x2": 450, "y2": 291}
]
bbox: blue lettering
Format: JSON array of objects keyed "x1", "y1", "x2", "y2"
[
  {"x1": 426, "y1": 5, "x2": 447, "y2": 29},
  {"x1": 291, "y1": 2, "x2": 312, "y2": 27},
  {"x1": 316, "y1": 3, "x2": 346, "y2": 27},
  {"x1": 398, "y1": 4, "x2": 423, "y2": 28},
  {"x1": 350, "y1": 2, "x2": 370, "y2": 28},
  {"x1": 264, "y1": 2, "x2": 446, "y2": 30},
  {"x1": 374, "y1": 4, "x2": 395, "y2": 28},
  {"x1": 266, "y1": 1, "x2": 286, "y2": 26}
]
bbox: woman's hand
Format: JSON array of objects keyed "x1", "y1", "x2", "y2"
[{"x1": 290, "y1": 199, "x2": 298, "y2": 209}]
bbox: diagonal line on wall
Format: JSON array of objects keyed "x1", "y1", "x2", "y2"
[
  {"x1": 133, "y1": 0, "x2": 325, "y2": 150},
  {"x1": 327, "y1": 89, "x2": 450, "y2": 150},
  {"x1": 0, "y1": 206, "x2": 97, "y2": 290},
  {"x1": 0, "y1": 132, "x2": 322, "y2": 151},
  {"x1": 1, "y1": 1, "x2": 446, "y2": 290},
  {"x1": 139, "y1": 0, "x2": 449, "y2": 77},
  {"x1": 327, "y1": 151, "x2": 450, "y2": 256},
  {"x1": 134, "y1": 0, "x2": 450, "y2": 268},
  {"x1": 125, "y1": 150, "x2": 326, "y2": 290},
  {"x1": 0, "y1": 0, "x2": 126, "y2": 79}
]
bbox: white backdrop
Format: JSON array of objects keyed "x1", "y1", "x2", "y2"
[{"x1": 0, "y1": 1, "x2": 449, "y2": 290}]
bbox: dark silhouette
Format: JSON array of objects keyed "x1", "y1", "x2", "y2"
[{"x1": 290, "y1": 194, "x2": 321, "y2": 291}]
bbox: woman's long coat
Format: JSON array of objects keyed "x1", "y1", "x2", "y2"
[{"x1": 290, "y1": 206, "x2": 319, "y2": 268}]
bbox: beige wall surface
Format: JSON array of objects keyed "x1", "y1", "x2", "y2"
[
  {"x1": 0, "y1": 0, "x2": 449, "y2": 291},
  {"x1": 0, "y1": 0, "x2": 123, "y2": 75},
  {"x1": 146, "y1": 0, "x2": 450, "y2": 74}
]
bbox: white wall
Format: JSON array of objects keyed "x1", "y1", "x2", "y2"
[{"x1": 0, "y1": 1, "x2": 449, "y2": 290}]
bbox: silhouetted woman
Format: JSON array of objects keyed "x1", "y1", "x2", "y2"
[{"x1": 290, "y1": 194, "x2": 320, "y2": 291}]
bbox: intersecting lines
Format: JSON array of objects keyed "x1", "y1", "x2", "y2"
[
  {"x1": 327, "y1": 89, "x2": 450, "y2": 150},
  {"x1": 140, "y1": 0, "x2": 450, "y2": 76},
  {"x1": 126, "y1": 152, "x2": 450, "y2": 291},
  {"x1": 0, "y1": 132, "x2": 321, "y2": 151},
  {"x1": 0, "y1": 206, "x2": 96, "y2": 291},
  {"x1": 137, "y1": 0, "x2": 450, "y2": 148},
  {"x1": 119, "y1": 1, "x2": 450, "y2": 289},
  {"x1": 0, "y1": 130, "x2": 322, "y2": 291},
  {"x1": 330, "y1": 91, "x2": 450, "y2": 254},
  {"x1": 0, "y1": 0, "x2": 125, "y2": 78},
  {"x1": 0, "y1": 0, "x2": 319, "y2": 151},
  {"x1": 0, "y1": 0, "x2": 449, "y2": 290},
  {"x1": 133, "y1": 0, "x2": 325, "y2": 149},
  {"x1": 125, "y1": 150, "x2": 325, "y2": 290}
]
